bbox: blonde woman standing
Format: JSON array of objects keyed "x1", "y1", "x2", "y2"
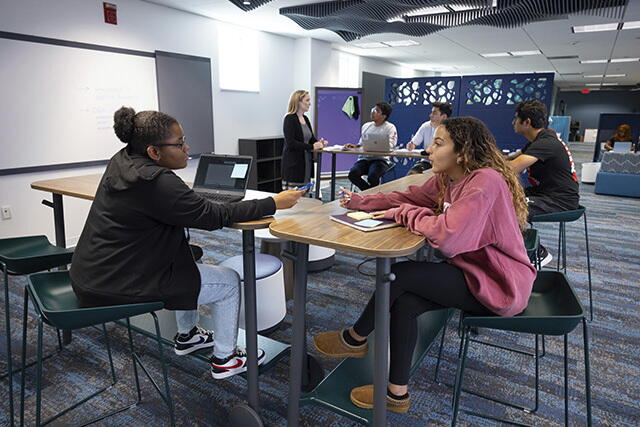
[{"x1": 282, "y1": 90, "x2": 328, "y2": 190}]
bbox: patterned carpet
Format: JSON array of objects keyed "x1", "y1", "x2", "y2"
[{"x1": 1, "y1": 142, "x2": 639, "y2": 426}]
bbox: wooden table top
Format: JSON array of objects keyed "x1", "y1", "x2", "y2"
[
  {"x1": 315, "y1": 146, "x2": 428, "y2": 159},
  {"x1": 31, "y1": 173, "x2": 321, "y2": 230},
  {"x1": 269, "y1": 171, "x2": 434, "y2": 257}
]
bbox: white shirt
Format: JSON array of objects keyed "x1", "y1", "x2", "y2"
[
  {"x1": 358, "y1": 121, "x2": 398, "y2": 161},
  {"x1": 411, "y1": 120, "x2": 437, "y2": 150}
]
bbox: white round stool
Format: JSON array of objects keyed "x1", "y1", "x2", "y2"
[
  {"x1": 219, "y1": 254, "x2": 286, "y2": 333},
  {"x1": 581, "y1": 162, "x2": 601, "y2": 184}
]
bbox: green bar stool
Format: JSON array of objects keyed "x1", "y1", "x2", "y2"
[
  {"x1": 529, "y1": 206, "x2": 593, "y2": 320},
  {"x1": 450, "y1": 271, "x2": 592, "y2": 427},
  {"x1": 0, "y1": 235, "x2": 73, "y2": 427},
  {"x1": 19, "y1": 271, "x2": 175, "y2": 426}
]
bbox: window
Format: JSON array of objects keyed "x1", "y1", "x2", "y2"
[{"x1": 218, "y1": 23, "x2": 260, "y2": 92}]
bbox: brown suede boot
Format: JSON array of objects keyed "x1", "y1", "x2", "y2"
[
  {"x1": 313, "y1": 330, "x2": 368, "y2": 358},
  {"x1": 350, "y1": 385, "x2": 411, "y2": 414}
]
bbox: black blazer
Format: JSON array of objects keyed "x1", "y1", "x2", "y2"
[{"x1": 282, "y1": 113, "x2": 317, "y2": 183}]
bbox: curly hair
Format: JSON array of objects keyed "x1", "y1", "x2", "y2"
[
  {"x1": 113, "y1": 106, "x2": 178, "y2": 155},
  {"x1": 436, "y1": 117, "x2": 529, "y2": 230},
  {"x1": 613, "y1": 124, "x2": 632, "y2": 142}
]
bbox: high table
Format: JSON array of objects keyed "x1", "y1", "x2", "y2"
[
  {"x1": 313, "y1": 147, "x2": 428, "y2": 200},
  {"x1": 31, "y1": 173, "x2": 321, "y2": 426},
  {"x1": 270, "y1": 172, "x2": 435, "y2": 426}
]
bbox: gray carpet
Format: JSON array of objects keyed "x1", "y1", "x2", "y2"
[{"x1": 1, "y1": 142, "x2": 639, "y2": 426}]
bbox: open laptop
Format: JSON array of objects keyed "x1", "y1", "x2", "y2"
[
  {"x1": 193, "y1": 154, "x2": 252, "y2": 203},
  {"x1": 361, "y1": 133, "x2": 391, "y2": 152}
]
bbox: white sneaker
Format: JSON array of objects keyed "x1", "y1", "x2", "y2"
[
  {"x1": 173, "y1": 326, "x2": 214, "y2": 356},
  {"x1": 209, "y1": 347, "x2": 266, "y2": 380}
]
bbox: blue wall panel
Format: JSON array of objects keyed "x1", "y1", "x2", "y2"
[{"x1": 384, "y1": 73, "x2": 554, "y2": 166}]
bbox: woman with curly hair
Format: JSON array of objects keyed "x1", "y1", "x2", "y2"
[
  {"x1": 604, "y1": 124, "x2": 633, "y2": 151},
  {"x1": 313, "y1": 117, "x2": 536, "y2": 413}
]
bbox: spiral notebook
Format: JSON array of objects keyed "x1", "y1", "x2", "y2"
[{"x1": 330, "y1": 212, "x2": 399, "y2": 232}]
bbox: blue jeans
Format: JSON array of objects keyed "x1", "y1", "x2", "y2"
[{"x1": 174, "y1": 264, "x2": 240, "y2": 359}]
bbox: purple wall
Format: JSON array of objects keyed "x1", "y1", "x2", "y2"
[{"x1": 316, "y1": 88, "x2": 363, "y2": 173}]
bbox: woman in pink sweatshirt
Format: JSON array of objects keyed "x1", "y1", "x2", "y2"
[{"x1": 313, "y1": 117, "x2": 536, "y2": 414}]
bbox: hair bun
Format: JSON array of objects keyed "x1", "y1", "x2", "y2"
[{"x1": 113, "y1": 106, "x2": 136, "y2": 143}]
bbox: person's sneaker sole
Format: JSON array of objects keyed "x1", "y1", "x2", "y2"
[
  {"x1": 539, "y1": 252, "x2": 553, "y2": 268},
  {"x1": 174, "y1": 340, "x2": 214, "y2": 356}
]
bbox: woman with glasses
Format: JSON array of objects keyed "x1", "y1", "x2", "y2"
[
  {"x1": 345, "y1": 102, "x2": 397, "y2": 191},
  {"x1": 70, "y1": 107, "x2": 305, "y2": 380},
  {"x1": 282, "y1": 90, "x2": 327, "y2": 190}
]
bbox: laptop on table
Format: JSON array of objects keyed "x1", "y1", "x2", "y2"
[
  {"x1": 361, "y1": 133, "x2": 391, "y2": 152},
  {"x1": 193, "y1": 154, "x2": 252, "y2": 203}
]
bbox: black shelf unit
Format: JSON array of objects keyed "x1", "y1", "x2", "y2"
[{"x1": 239, "y1": 136, "x2": 284, "y2": 193}]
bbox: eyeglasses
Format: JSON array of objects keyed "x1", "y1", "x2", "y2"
[
  {"x1": 370, "y1": 107, "x2": 381, "y2": 114},
  {"x1": 153, "y1": 135, "x2": 187, "y2": 149}
]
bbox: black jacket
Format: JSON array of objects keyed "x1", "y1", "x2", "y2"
[
  {"x1": 282, "y1": 113, "x2": 317, "y2": 183},
  {"x1": 69, "y1": 148, "x2": 276, "y2": 310}
]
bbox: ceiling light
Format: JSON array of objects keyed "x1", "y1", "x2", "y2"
[
  {"x1": 406, "y1": 6, "x2": 448, "y2": 16},
  {"x1": 481, "y1": 52, "x2": 511, "y2": 57},
  {"x1": 381, "y1": 40, "x2": 420, "y2": 47},
  {"x1": 622, "y1": 21, "x2": 640, "y2": 30},
  {"x1": 610, "y1": 57, "x2": 639, "y2": 62},
  {"x1": 606, "y1": 74, "x2": 626, "y2": 77},
  {"x1": 579, "y1": 59, "x2": 608, "y2": 64},
  {"x1": 602, "y1": 82, "x2": 619, "y2": 86},
  {"x1": 386, "y1": 16, "x2": 406, "y2": 23},
  {"x1": 449, "y1": 4, "x2": 481, "y2": 12},
  {"x1": 584, "y1": 74, "x2": 604, "y2": 78},
  {"x1": 352, "y1": 42, "x2": 388, "y2": 49},
  {"x1": 585, "y1": 83, "x2": 601, "y2": 86},
  {"x1": 510, "y1": 50, "x2": 542, "y2": 56},
  {"x1": 243, "y1": 0, "x2": 250, "y2": 4},
  {"x1": 547, "y1": 55, "x2": 579, "y2": 60},
  {"x1": 572, "y1": 23, "x2": 619, "y2": 33}
]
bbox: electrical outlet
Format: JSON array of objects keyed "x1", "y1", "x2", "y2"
[{"x1": 1, "y1": 205, "x2": 12, "y2": 220}]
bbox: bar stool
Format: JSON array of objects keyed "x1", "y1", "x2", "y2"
[
  {"x1": 529, "y1": 206, "x2": 593, "y2": 320},
  {"x1": 451, "y1": 271, "x2": 592, "y2": 426},
  {"x1": 0, "y1": 235, "x2": 73, "y2": 427},
  {"x1": 20, "y1": 271, "x2": 175, "y2": 426}
]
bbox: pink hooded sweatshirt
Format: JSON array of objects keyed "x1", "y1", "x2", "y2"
[{"x1": 347, "y1": 168, "x2": 536, "y2": 316}]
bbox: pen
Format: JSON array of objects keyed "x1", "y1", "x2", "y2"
[{"x1": 297, "y1": 182, "x2": 313, "y2": 192}]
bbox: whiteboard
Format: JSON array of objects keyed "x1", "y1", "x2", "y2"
[{"x1": 0, "y1": 38, "x2": 158, "y2": 170}]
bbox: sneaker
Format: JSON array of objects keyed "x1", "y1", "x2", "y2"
[
  {"x1": 173, "y1": 326, "x2": 214, "y2": 356},
  {"x1": 537, "y1": 244, "x2": 553, "y2": 268},
  {"x1": 210, "y1": 347, "x2": 266, "y2": 380}
]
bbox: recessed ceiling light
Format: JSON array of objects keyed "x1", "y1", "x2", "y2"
[
  {"x1": 606, "y1": 74, "x2": 626, "y2": 77},
  {"x1": 536, "y1": 70, "x2": 555, "y2": 73},
  {"x1": 510, "y1": 50, "x2": 542, "y2": 56},
  {"x1": 572, "y1": 23, "x2": 619, "y2": 33},
  {"x1": 406, "y1": 6, "x2": 448, "y2": 16},
  {"x1": 352, "y1": 42, "x2": 389, "y2": 49},
  {"x1": 547, "y1": 55, "x2": 579, "y2": 60},
  {"x1": 602, "y1": 82, "x2": 619, "y2": 86},
  {"x1": 386, "y1": 16, "x2": 406, "y2": 23},
  {"x1": 449, "y1": 4, "x2": 481, "y2": 12},
  {"x1": 610, "y1": 57, "x2": 639, "y2": 63},
  {"x1": 584, "y1": 74, "x2": 604, "y2": 78},
  {"x1": 585, "y1": 83, "x2": 601, "y2": 86},
  {"x1": 579, "y1": 59, "x2": 608, "y2": 64},
  {"x1": 381, "y1": 40, "x2": 420, "y2": 47},
  {"x1": 243, "y1": 0, "x2": 250, "y2": 4},
  {"x1": 481, "y1": 52, "x2": 511, "y2": 57},
  {"x1": 622, "y1": 21, "x2": 640, "y2": 30}
]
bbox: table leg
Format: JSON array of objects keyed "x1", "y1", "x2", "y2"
[
  {"x1": 374, "y1": 258, "x2": 392, "y2": 426},
  {"x1": 330, "y1": 153, "x2": 336, "y2": 201},
  {"x1": 287, "y1": 242, "x2": 309, "y2": 427},
  {"x1": 229, "y1": 230, "x2": 263, "y2": 425},
  {"x1": 315, "y1": 153, "x2": 322, "y2": 200},
  {"x1": 43, "y1": 194, "x2": 72, "y2": 345}
]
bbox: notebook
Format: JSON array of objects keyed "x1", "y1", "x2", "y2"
[
  {"x1": 193, "y1": 154, "x2": 253, "y2": 203},
  {"x1": 330, "y1": 212, "x2": 399, "y2": 232}
]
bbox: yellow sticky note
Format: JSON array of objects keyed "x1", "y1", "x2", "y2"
[{"x1": 347, "y1": 211, "x2": 373, "y2": 220}]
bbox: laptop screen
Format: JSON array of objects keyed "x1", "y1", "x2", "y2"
[{"x1": 194, "y1": 155, "x2": 252, "y2": 192}]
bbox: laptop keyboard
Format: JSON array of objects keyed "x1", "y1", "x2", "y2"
[{"x1": 199, "y1": 192, "x2": 243, "y2": 204}]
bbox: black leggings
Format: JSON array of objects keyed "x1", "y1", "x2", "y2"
[{"x1": 353, "y1": 261, "x2": 491, "y2": 385}]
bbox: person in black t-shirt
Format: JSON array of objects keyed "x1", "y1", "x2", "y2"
[{"x1": 508, "y1": 100, "x2": 579, "y2": 266}]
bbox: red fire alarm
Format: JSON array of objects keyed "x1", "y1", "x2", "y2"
[
  {"x1": 581, "y1": 89, "x2": 590, "y2": 94},
  {"x1": 103, "y1": 2, "x2": 117, "y2": 25}
]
